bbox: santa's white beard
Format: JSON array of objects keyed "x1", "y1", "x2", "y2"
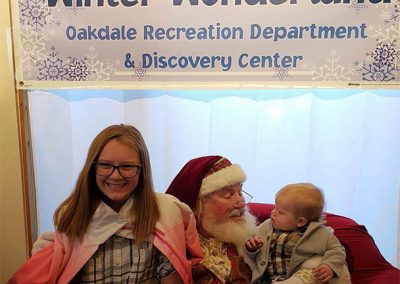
[{"x1": 201, "y1": 208, "x2": 257, "y2": 254}]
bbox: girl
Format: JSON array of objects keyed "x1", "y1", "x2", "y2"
[{"x1": 9, "y1": 124, "x2": 202, "y2": 284}]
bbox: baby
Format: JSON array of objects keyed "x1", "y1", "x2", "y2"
[{"x1": 244, "y1": 183, "x2": 350, "y2": 284}]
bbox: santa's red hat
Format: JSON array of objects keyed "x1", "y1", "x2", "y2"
[{"x1": 166, "y1": 155, "x2": 246, "y2": 208}]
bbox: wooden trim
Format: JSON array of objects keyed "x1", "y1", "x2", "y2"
[{"x1": 16, "y1": 89, "x2": 37, "y2": 256}]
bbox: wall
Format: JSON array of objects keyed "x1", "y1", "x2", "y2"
[{"x1": 0, "y1": 0, "x2": 28, "y2": 282}]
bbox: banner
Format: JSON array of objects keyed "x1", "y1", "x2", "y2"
[{"x1": 13, "y1": 0, "x2": 400, "y2": 88}]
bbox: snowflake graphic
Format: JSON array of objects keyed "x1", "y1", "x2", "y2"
[
  {"x1": 19, "y1": 0, "x2": 57, "y2": 31},
  {"x1": 370, "y1": 22, "x2": 400, "y2": 43},
  {"x1": 133, "y1": 62, "x2": 149, "y2": 80},
  {"x1": 309, "y1": 51, "x2": 355, "y2": 81},
  {"x1": 368, "y1": 41, "x2": 399, "y2": 67},
  {"x1": 352, "y1": 60, "x2": 362, "y2": 71},
  {"x1": 67, "y1": 57, "x2": 89, "y2": 81},
  {"x1": 20, "y1": 25, "x2": 49, "y2": 71},
  {"x1": 67, "y1": 0, "x2": 85, "y2": 15},
  {"x1": 382, "y1": 0, "x2": 399, "y2": 24},
  {"x1": 85, "y1": 47, "x2": 115, "y2": 80},
  {"x1": 36, "y1": 47, "x2": 69, "y2": 80},
  {"x1": 361, "y1": 62, "x2": 397, "y2": 81},
  {"x1": 273, "y1": 67, "x2": 290, "y2": 80},
  {"x1": 348, "y1": 0, "x2": 368, "y2": 14},
  {"x1": 359, "y1": 40, "x2": 399, "y2": 81},
  {"x1": 36, "y1": 47, "x2": 93, "y2": 81},
  {"x1": 360, "y1": 5, "x2": 400, "y2": 82}
]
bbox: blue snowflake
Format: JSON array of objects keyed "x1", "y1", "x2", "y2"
[
  {"x1": 19, "y1": 0, "x2": 54, "y2": 31},
  {"x1": 273, "y1": 67, "x2": 290, "y2": 80},
  {"x1": 67, "y1": 57, "x2": 89, "y2": 81},
  {"x1": 368, "y1": 41, "x2": 399, "y2": 67},
  {"x1": 67, "y1": 0, "x2": 85, "y2": 15},
  {"x1": 36, "y1": 47, "x2": 69, "y2": 80},
  {"x1": 361, "y1": 63, "x2": 397, "y2": 81},
  {"x1": 360, "y1": 40, "x2": 399, "y2": 81},
  {"x1": 384, "y1": 0, "x2": 400, "y2": 25},
  {"x1": 133, "y1": 63, "x2": 149, "y2": 80},
  {"x1": 348, "y1": 0, "x2": 368, "y2": 14}
]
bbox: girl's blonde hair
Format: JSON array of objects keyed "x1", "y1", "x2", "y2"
[
  {"x1": 276, "y1": 183, "x2": 325, "y2": 222},
  {"x1": 54, "y1": 124, "x2": 159, "y2": 245}
]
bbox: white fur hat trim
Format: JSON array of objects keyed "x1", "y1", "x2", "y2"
[{"x1": 199, "y1": 164, "x2": 246, "y2": 197}]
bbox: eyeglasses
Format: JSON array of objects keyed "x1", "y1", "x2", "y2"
[
  {"x1": 93, "y1": 162, "x2": 141, "y2": 178},
  {"x1": 212, "y1": 185, "x2": 253, "y2": 204},
  {"x1": 241, "y1": 189, "x2": 253, "y2": 204}
]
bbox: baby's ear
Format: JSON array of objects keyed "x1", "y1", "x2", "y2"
[{"x1": 297, "y1": 217, "x2": 308, "y2": 227}]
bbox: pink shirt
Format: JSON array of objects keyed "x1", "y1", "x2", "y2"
[{"x1": 8, "y1": 193, "x2": 203, "y2": 284}]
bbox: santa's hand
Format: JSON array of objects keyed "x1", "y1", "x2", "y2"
[
  {"x1": 245, "y1": 236, "x2": 264, "y2": 252},
  {"x1": 313, "y1": 263, "x2": 334, "y2": 283},
  {"x1": 31, "y1": 231, "x2": 55, "y2": 255}
]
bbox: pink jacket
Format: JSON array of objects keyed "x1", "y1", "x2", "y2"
[{"x1": 8, "y1": 193, "x2": 203, "y2": 284}]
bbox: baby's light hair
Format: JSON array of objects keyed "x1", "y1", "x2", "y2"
[{"x1": 276, "y1": 183, "x2": 325, "y2": 222}]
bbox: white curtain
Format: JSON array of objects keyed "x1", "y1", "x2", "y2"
[{"x1": 28, "y1": 90, "x2": 400, "y2": 267}]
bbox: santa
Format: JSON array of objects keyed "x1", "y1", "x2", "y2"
[{"x1": 166, "y1": 155, "x2": 257, "y2": 283}]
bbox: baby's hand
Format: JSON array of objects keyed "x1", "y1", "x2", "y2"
[
  {"x1": 312, "y1": 263, "x2": 334, "y2": 283},
  {"x1": 245, "y1": 236, "x2": 264, "y2": 252}
]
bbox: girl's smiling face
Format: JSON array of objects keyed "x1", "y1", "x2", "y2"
[{"x1": 95, "y1": 138, "x2": 140, "y2": 211}]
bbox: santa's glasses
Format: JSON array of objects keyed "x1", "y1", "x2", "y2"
[
  {"x1": 212, "y1": 185, "x2": 253, "y2": 204},
  {"x1": 241, "y1": 189, "x2": 253, "y2": 204}
]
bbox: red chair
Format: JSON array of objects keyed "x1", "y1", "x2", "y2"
[{"x1": 247, "y1": 202, "x2": 400, "y2": 284}]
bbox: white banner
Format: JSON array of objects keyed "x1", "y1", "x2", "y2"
[{"x1": 12, "y1": 0, "x2": 400, "y2": 88}]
